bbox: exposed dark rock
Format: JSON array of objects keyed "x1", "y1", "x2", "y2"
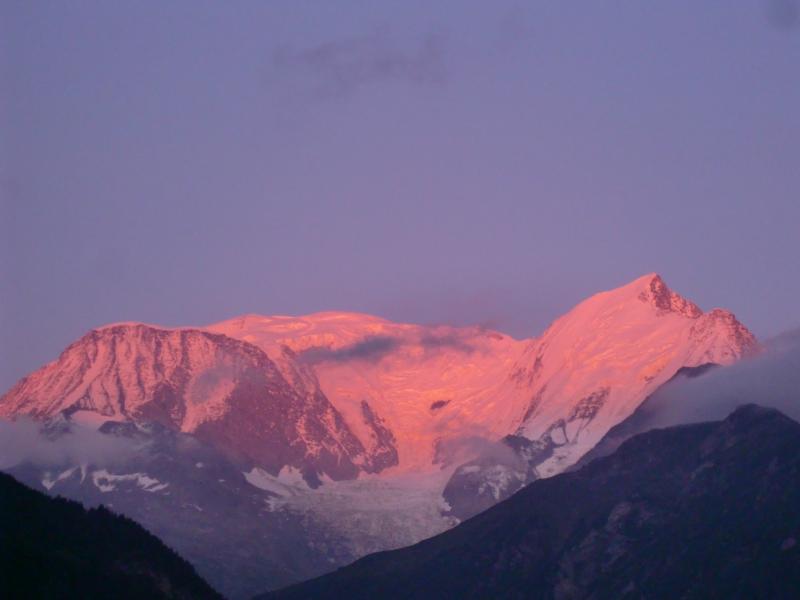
[
  {"x1": 360, "y1": 400, "x2": 399, "y2": 472},
  {"x1": 429, "y1": 399, "x2": 450, "y2": 411}
]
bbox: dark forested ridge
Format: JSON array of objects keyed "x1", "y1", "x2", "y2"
[
  {"x1": 263, "y1": 404, "x2": 800, "y2": 600},
  {"x1": 0, "y1": 472, "x2": 221, "y2": 599}
]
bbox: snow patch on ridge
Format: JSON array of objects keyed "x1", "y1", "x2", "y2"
[
  {"x1": 91, "y1": 469, "x2": 169, "y2": 493},
  {"x1": 42, "y1": 466, "x2": 78, "y2": 491},
  {"x1": 244, "y1": 466, "x2": 310, "y2": 498}
]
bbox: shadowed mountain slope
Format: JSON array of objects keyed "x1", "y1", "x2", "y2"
[
  {"x1": 0, "y1": 471, "x2": 221, "y2": 599},
  {"x1": 264, "y1": 404, "x2": 800, "y2": 600}
]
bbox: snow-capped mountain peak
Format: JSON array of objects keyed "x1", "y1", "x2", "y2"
[{"x1": 508, "y1": 273, "x2": 757, "y2": 476}]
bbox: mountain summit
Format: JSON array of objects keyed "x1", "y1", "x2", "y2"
[{"x1": 640, "y1": 273, "x2": 702, "y2": 316}]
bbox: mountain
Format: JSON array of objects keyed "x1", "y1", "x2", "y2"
[
  {"x1": 206, "y1": 312, "x2": 527, "y2": 473},
  {"x1": 207, "y1": 274, "x2": 756, "y2": 479},
  {"x1": 1, "y1": 274, "x2": 756, "y2": 481},
  {"x1": 263, "y1": 405, "x2": 800, "y2": 600},
  {"x1": 0, "y1": 273, "x2": 758, "y2": 595},
  {"x1": 0, "y1": 471, "x2": 220, "y2": 600},
  {"x1": 0, "y1": 324, "x2": 395, "y2": 483},
  {"x1": 441, "y1": 274, "x2": 756, "y2": 519},
  {"x1": 507, "y1": 274, "x2": 756, "y2": 476}
]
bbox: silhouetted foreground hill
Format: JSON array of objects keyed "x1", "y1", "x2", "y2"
[
  {"x1": 0, "y1": 472, "x2": 221, "y2": 599},
  {"x1": 263, "y1": 405, "x2": 800, "y2": 600}
]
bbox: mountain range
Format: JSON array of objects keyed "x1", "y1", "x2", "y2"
[{"x1": 0, "y1": 273, "x2": 759, "y2": 597}]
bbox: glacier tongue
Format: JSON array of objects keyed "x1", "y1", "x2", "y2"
[{"x1": 247, "y1": 469, "x2": 459, "y2": 559}]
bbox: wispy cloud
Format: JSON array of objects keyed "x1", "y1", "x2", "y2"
[
  {"x1": 299, "y1": 327, "x2": 476, "y2": 365},
  {"x1": 419, "y1": 330, "x2": 476, "y2": 354},
  {"x1": 765, "y1": 0, "x2": 799, "y2": 30},
  {"x1": 434, "y1": 430, "x2": 524, "y2": 469},
  {"x1": 300, "y1": 335, "x2": 401, "y2": 364},
  {"x1": 270, "y1": 31, "x2": 447, "y2": 98}
]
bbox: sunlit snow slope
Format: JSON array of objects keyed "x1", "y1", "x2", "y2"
[{"x1": 207, "y1": 313, "x2": 528, "y2": 471}]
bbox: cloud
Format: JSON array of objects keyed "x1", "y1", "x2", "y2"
[
  {"x1": 765, "y1": 0, "x2": 799, "y2": 30},
  {"x1": 434, "y1": 432, "x2": 525, "y2": 470},
  {"x1": 299, "y1": 327, "x2": 477, "y2": 365},
  {"x1": 300, "y1": 335, "x2": 401, "y2": 364},
  {"x1": 419, "y1": 330, "x2": 476, "y2": 354},
  {"x1": 270, "y1": 31, "x2": 447, "y2": 98},
  {"x1": 631, "y1": 328, "x2": 800, "y2": 430},
  {"x1": 0, "y1": 418, "x2": 140, "y2": 469}
]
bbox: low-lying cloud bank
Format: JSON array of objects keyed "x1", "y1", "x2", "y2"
[
  {"x1": 0, "y1": 418, "x2": 139, "y2": 470},
  {"x1": 640, "y1": 328, "x2": 800, "y2": 429}
]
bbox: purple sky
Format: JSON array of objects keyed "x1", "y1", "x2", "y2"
[{"x1": 2, "y1": 1, "x2": 799, "y2": 392}]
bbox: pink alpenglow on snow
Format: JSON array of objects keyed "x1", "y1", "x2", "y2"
[{"x1": 0, "y1": 274, "x2": 757, "y2": 482}]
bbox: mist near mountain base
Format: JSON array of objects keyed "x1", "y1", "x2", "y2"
[
  {"x1": 0, "y1": 418, "x2": 139, "y2": 469},
  {"x1": 434, "y1": 432, "x2": 524, "y2": 470},
  {"x1": 643, "y1": 329, "x2": 800, "y2": 429}
]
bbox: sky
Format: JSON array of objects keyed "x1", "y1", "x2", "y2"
[{"x1": 1, "y1": 1, "x2": 799, "y2": 392}]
